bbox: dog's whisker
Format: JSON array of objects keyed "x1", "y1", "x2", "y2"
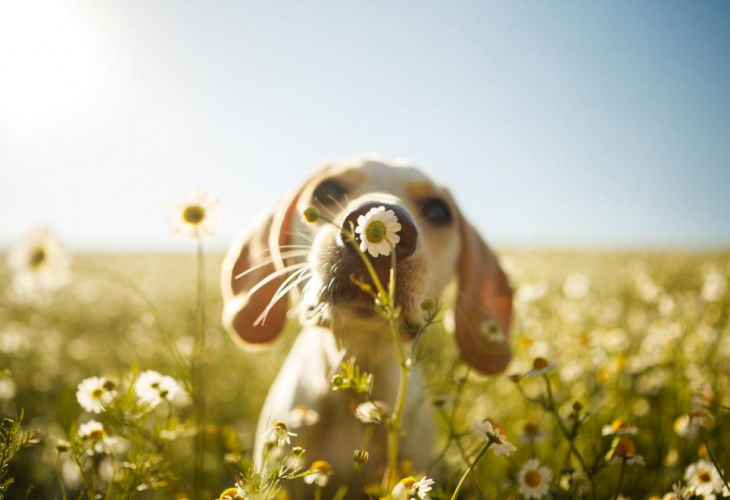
[
  {"x1": 255, "y1": 269, "x2": 312, "y2": 326},
  {"x1": 234, "y1": 251, "x2": 310, "y2": 279},
  {"x1": 325, "y1": 194, "x2": 346, "y2": 213},
  {"x1": 283, "y1": 230, "x2": 314, "y2": 243},
  {"x1": 242, "y1": 263, "x2": 308, "y2": 300}
]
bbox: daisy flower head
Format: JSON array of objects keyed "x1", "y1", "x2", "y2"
[
  {"x1": 472, "y1": 420, "x2": 516, "y2": 457},
  {"x1": 7, "y1": 228, "x2": 71, "y2": 302},
  {"x1": 518, "y1": 459, "x2": 552, "y2": 499},
  {"x1": 287, "y1": 405, "x2": 320, "y2": 428},
  {"x1": 263, "y1": 421, "x2": 297, "y2": 447},
  {"x1": 684, "y1": 459, "x2": 724, "y2": 495},
  {"x1": 392, "y1": 475, "x2": 435, "y2": 500},
  {"x1": 134, "y1": 370, "x2": 182, "y2": 409},
  {"x1": 602, "y1": 419, "x2": 639, "y2": 437},
  {"x1": 688, "y1": 409, "x2": 713, "y2": 429},
  {"x1": 525, "y1": 357, "x2": 556, "y2": 378},
  {"x1": 304, "y1": 460, "x2": 333, "y2": 487},
  {"x1": 354, "y1": 206, "x2": 401, "y2": 257},
  {"x1": 78, "y1": 420, "x2": 106, "y2": 441},
  {"x1": 355, "y1": 401, "x2": 389, "y2": 424},
  {"x1": 76, "y1": 377, "x2": 116, "y2": 414},
  {"x1": 607, "y1": 438, "x2": 645, "y2": 465},
  {"x1": 219, "y1": 487, "x2": 248, "y2": 499},
  {"x1": 170, "y1": 189, "x2": 221, "y2": 242}
]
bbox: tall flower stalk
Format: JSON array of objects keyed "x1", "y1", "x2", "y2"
[{"x1": 191, "y1": 238, "x2": 208, "y2": 497}]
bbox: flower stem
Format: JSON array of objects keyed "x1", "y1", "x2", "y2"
[
  {"x1": 450, "y1": 442, "x2": 490, "y2": 500},
  {"x1": 612, "y1": 457, "x2": 626, "y2": 500},
  {"x1": 192, "y1": 239, "x2": 207, "y2": 498},
  {"x1": 55, "y1": 453, "x2": 68, "y2": 500},
  {"x1": 700, "y1": 427, "x2": 730, "y2": 491},
  {"x1": 314, "y1": 485, "x2": 322, "y2": 500}
]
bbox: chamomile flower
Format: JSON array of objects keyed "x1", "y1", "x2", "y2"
[
  {"x1": 602, "y1": 419, "x2": 639, "y2": 436},
  {"x1": 524, "y1": 357, "x2": 556, "y2": 378},
  {"x1": 472, "y1": 420, "x2": 516, "y2": 457},
  {"x1": 287, "y1": 405, "x2": 320, "y2": 428},
  {"x1": 7, "y1": 228, "x2": 71, "y2": 301},
  {"x1": 607, "y1": 438, "x2": 645, "y2": 465},
  {"x1": 134, "y1": 370, "x2": 182, "y2": 409},
  {"x1": 355, "y1": 401, "x2": 389, "y2": 424},
  {"x1": 392, "y1": 476, "x2": 435, "y2": 499},
  {"x1": 263, "y1": 421, "x2": 297, "y2": 447},
  {"x1": 78, "y1": 420, "x2": 106, "y2": 440},
  {"x1": 170, "y1": 189, "x2": 221, "y2": 241},
  {"x1": 518, "y1": 459, "x2": 552, "y2": 499},
  {"x1": 354, "y1": 206, "x2": 401, "y2": 257},
  {"x1": 684, "y1": 460, "x2": 724, "y2": 495},
  {"x1": 76, "y1": 377, "x2": 116, "y2": 414},
  {"x1": 304, "y1": 460, "x2": 333, "y2": 487},
  {"x1": 219, "y1": 487, "x2": 248, "y2": 499}
]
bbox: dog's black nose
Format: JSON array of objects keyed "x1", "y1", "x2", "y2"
[{"x1": 341, "y1": 202, "x2": 418, "y2": 259}]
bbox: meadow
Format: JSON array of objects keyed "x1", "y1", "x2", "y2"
[{"x1": 1, "y1": 245, "x2": 728, "y2": 499}]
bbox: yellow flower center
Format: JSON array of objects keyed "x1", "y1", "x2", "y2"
[
  {"x1": 611, "y1": 419, "x2": 627, "y2": 431},
  {"x1": 91, "y1": 388, "x2": 104, "y2": 399},
  {"x1": 219, "y1": 487, "x2": 239, "y2": 499},
  {"x1": 532, "y1": 357, "x2": 549, "y2": 370},
  {"x1": 183, "y1": 205, "x2": 206, "y2": 225},
  {"x1": 30, "y1": 247, "x2": 46, "y2": 268},
  {"x1": 399, "y1": 477, "x2": 417, "y2": 490},
  {"x1": 89, "y1": 429, "x2": 105, "y2": 440},
  {"x1": 525, "y1": 469, "x2": 542, "y2": 487},
  {"x1": 698, "y1": 470, "x2": 712, "y2": 483},
  {"x1": 311, "y1": 460, "x2": 331, "y2": 473},
  {"x1": 365, "y1": 220, "x2": 387, "y2": 243},
  {"x1": 614, "y1": 438, "x2": 635, "y2": 457}
]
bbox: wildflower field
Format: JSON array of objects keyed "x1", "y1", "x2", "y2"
[{"x1": 1, "y1": 241, "x2": 729, "y2": 499}]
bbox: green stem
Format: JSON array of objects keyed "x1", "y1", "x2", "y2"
[
  {"x1": 55, "y1": 453, "x2": 68, "y2": 500},
  {"x1": 314, "y1": 485, "x2": 322, "y2": 500},
  {"x1": 192, "y1": 239, "x2": 207, "y2": 498},
  {"x1": 450, "y1": 442, "x2": 490, "y2": 500},
  {"x1": 612, "y1": 458, "x2": 626, "y2": 500},
  {"x1": 700, "y1": 427, "x2": 730, "y2": 492}
]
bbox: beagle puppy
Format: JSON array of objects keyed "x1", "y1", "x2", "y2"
[{"x1": 221, "y1": 157, "x2": 513, "y2": 492}]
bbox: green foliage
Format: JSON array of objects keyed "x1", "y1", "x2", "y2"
[{"x1": 0, "y1": 409, "x2": 40, "y2": 499}]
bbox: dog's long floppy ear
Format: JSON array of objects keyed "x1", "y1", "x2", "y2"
[
  {"x1": 454, "y1": 214, "x2": 514, "y2": 374},
  {"x1": 221, "y1": 188, "x2": 304, "y2": 347}
]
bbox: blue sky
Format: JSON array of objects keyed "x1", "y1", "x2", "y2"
[{"x1": 1, "y1": 1, "x2": 729, "y2": 251}]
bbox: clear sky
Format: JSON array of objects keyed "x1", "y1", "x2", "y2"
[{"x1": 1, "y1": 1, "x2": 729, "y2": 251}]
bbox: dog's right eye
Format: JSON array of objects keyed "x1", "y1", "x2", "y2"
[{"x1": 312, "y1": 180, "x2": 347, "y2": 205}]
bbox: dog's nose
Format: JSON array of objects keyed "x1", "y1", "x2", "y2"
[{"x1": 341, "y1": 202, "x2": 418, "y2": 259}]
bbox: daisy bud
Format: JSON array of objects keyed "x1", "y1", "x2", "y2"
[
  {"x1": 293, "y1": 446, "x2": 306, "y2": 457},
  {"x1": 302, "y1": 207, "x2": 320, "y2": 224},
  {"x1": 331, "y1": 375, "x2": 345, "y2": 388},
  {"x1": 55, "y1": 440, "x2": 70, "y2": 453},
  {"x1": 353, "y1": 449, "x2": 369, "y2": 465},
  {"x1": 420, "y1": 299, "x2": 434, "y2": 312}
]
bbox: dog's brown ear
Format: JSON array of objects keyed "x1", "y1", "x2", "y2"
[
  {"x1": 221, "y1": 188, "x2": 303, "y2": 347},
  {"x1": 454, "y1": 214, "x2": 513, "y2": 374}
]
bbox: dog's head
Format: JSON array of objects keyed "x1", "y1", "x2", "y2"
[{"x1": 221, "y1": 157, "x2": 513, "y2": 374}]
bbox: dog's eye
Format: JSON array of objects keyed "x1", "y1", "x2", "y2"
[
  {"x1": 420, "y1": 198, "x2": 452, "y2": 226},
  {"x1": 312, "y1": 180, "x2": 347, "y2": 205}
]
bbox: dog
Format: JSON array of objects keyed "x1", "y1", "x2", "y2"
[{"x1": 220, "y1": 156, "x2": 513, "y2": 493}]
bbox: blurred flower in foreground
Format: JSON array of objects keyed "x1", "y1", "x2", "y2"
[
  {"x1": 392, "y1": 475, "x2": 434, "y2": 499},
  {"x1": 218, "y1": 486, "x2": 247, "y2": 499},
  {"x1": 602, "y1": 419, "x2": 639, "y2": 437},
  {"x1": 7, "y1": 228, "x2": 71, "y2": 301},
  {"x1": 684, "y1": 459, "x2": 724, "y2": 495},
  {"x1": 170, "y1": 189, "x2": 221, "y2": 241},
  {"x1": 355, "y1": 401, "x2": 389, "y2": 424},
  {"x1": 472, "y1": 420, "x2": 516, "y2": 457},
  {"x1": 518, "y1": 459, "x2": 552, "y2": 499},
  {"x1": 134, "y1": 370, "x2": 182, "y2": 409},
  {"x1": 76, "y1": 376, "x2": 116, "y2": 414},
  {"x1": 78, "y1": 420, "x2": 106, "y2": 440},
  {"x1": 304, "y1": 460, "x2": 333, "y2": 487},
  {"x1": 288, "y1": 404, "x2": 320, "y2": 428},
  {"x1": 354, "y1": 206, "x2": 401, "y2": 257},
  {"x1": 263, "y1": 421, "x2": 296, "y2": 447}
]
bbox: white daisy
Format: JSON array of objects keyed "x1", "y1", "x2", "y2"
[
  {"x1": 392, "y1": 476, "x2": 435, "y2": 499},
  {"x1": 472, "y1": 420, "x2": 516, "y2": 457},
  {"x1": 7, "y1": 228, "x2": 71, "y2": 301},
  {"x1": 684, "y1": 459, "x2": 724, "y2": 495},
  {"x1": 304, "y1": 460, "x2": 333, "y2": 487},
  {"x1": 263, "y1": 421, "x2": 297, "y2": 447},
  {"x1": 601, "y1": 419, "x2": 639, "y2": 437},
  {"x1": 219, "y1": 487, "x2": 248, "y2": 499},
  {"x1": 76, "y1": 377, "x2": 116, "y2": 414},
  {"x1": 287, "y1": 405, "x2": 320, "y2": 428},
  {"x1": 134, "y1": 370, "x2": 182, "y2": 409},
  {"x1": 78, "y1": 420, "x2": 106, "y2": 440},
  {"x1": 354, "y1": 206, "x2": 401, "y2": 257},
  {"x1": 524, "y1": 357, "x2": 557, "y2": 378},
  {"x1": 518, "y1": 459, "x2": 552, "y2": 499},
  {"x1": 355, "y1": 401, "x2": 389, "y2": 424},
  {"x1": 170, "y1": 189, "x2": 221, "y2": 241}
]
